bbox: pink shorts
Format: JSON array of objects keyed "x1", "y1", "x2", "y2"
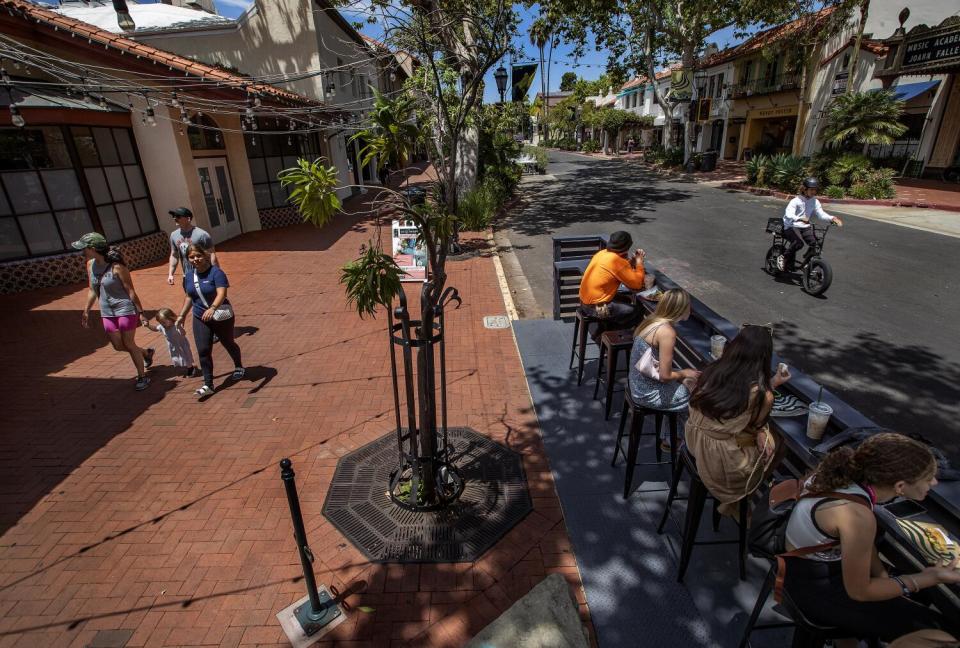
[{"x1": 102, "y1": 314, "x2": 139, "y2": 333}]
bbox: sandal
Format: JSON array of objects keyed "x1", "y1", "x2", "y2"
[
  {"x1": 195, "y1": 384, "x2": 214, "y2": 399},
  {"x1": 143, "y1": 348, "x2": 155, "y2": 369},
  {"x1": 231, "y1": 367, "x2": 245, "y2": 380}
]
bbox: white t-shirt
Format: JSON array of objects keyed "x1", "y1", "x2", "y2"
[{"x1": 783, "y1": 196, "x2": 832, "y2": 230}]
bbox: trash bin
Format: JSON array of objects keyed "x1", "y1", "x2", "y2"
[
  {"x1": 402, "y1": 187, "x2": 426, "y2": 206},
  {"x1": 701, "y1": 150, "x2": 718, "y2": 172}
]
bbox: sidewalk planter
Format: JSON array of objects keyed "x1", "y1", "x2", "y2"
[{"x1": 722, "y1": 182, "x2": 960, "y2": 212}]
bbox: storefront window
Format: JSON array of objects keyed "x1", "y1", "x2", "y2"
[
  {"x1": 245, "y1": 118, "x2": 326, "y2": 210},
  {"x1": 0, "y1": 126, "x2": 157, "y2": 261}
]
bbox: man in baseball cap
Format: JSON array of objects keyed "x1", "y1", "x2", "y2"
[
  {"x1": 167, "y1": 207, "x2": 218, "y2": 285},
  {"x1": 578, "y1": 230, "x2": 646, "y2": 331}
]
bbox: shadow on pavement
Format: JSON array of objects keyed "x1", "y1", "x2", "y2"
[
  {"x1": 775, "y1": 321, "x2": 960, "y2": 460},
  {"x1": 513, "y1": 319, "x2": 791, "y2": 648},
  {"x1": 500, "y1": 160, "x2": 693, "y2": 238}
]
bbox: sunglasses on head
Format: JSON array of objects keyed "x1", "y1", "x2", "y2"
[{"x1": 741, "y1": 322, "x2": 774, "y2": 335}]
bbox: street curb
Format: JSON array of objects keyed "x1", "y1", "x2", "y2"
[
  {"x1": 721, "y1": 182, "x2": 960, "y2": 213},
  {"x1": 487, "y1": 229, "x2": 519, "y2": 320}
]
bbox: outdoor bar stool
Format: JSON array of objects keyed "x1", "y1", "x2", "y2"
[
  {"x1": 611, "y1": 389, "x2": 680, "y2": 499},
  {"x1": 592, "y1": 329, "x2": 634, "y2": 419},
  {"x1": 737, "y1": 564, "x2": 881, "y2": 648},
  {"x1": 656, "y1": 445, "x2": 749, "y2": 582},
  {"x1": 569, "y1": 306, "x2": 602, "y2": 386}
]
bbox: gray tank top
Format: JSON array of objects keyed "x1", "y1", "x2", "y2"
[
  {"x1": 785, "y1": 482, "x2": 872, "y2": 561},
  {"x1": 90, "y1": 260, "x2": 136, "y2": 317}
]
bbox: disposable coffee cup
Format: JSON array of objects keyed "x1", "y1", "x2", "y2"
[
  {"x1": 710, "y1": 335, "x2": 726, "y2": 359},
  {"x1": 644, "y1": 274, "x2": 656, "y2": 290},
  {"x1": 806, "y1": 401, "x2": 833, "y2": 440}
]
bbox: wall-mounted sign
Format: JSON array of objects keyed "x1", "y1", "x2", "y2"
[
  {"x1": 902, "y1": 26, "x2": 960, "y2": 70},
  {"x1": 391, "y1": 220, "x2": 426, "y2": 282},
  {"x1": 752, "y1": 105, "x2": 799, "y2": 119},
  {"x1": 832, "y1": 72, "x2": 849, "y2": 95}
]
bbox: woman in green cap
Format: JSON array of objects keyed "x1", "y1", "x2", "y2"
[{"x1": 74, "y1": 232, "x2": 154, "y2": 391}]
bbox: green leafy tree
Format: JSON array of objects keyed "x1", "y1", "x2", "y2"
[
  {"x1": 351, "y1": 89, "x2": 421, "y2": 178},
  {"x1": 822, "y1": 89, "x2": 908, "y2": 149},
  {"x1": 282, "y1": 0, "x2": 519, "y2": 507},
  {"x1": 543, "y1": 0, "x2": 856, "y2": 158},
  {"x1": 559, "y1": 71, "x2": 578, "y2": 91}
]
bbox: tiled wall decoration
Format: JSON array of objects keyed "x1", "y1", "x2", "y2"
[
  {"x1": 0, "y1": 232, "x2": 168, "y2": 294},
  {"x1": 258, "y1": 206, "x2": 303, "y2": 230}
]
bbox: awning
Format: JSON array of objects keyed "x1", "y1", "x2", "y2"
[{"x1": 886, "y1": 80, "x2": 940, "y2": 102}]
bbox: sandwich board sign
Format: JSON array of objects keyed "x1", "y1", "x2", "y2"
[{"x1": 392, "y1": 219, "x2": 427, "y2": 282}]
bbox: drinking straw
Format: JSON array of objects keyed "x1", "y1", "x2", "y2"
[{"x1": 816, "y1": 385, "x2": 823, "y2": 405}]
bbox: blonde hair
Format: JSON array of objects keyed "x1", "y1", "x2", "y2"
[
  {"x1": 635, "y1": 288, "x2": 691, "y2": 337},
  {"x1": 156, "y1": 307, "x2": 176, "y2": 321}
]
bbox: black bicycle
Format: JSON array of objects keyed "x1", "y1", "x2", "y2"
[{"x1": 763, "y1": 218, "x2": 833, "y2": 296}]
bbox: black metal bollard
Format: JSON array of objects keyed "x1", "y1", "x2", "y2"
[{"x1": 280, "y1": 458, "x2": 340, "y2": 635}]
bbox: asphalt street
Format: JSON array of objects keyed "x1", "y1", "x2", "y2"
[{"x1": 499, "y1": 150, "x2": 960, "y2": 459}]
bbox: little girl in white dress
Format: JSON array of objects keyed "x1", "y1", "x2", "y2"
[{"x1": 146, "y1": 307, "x2": 197, "y2": 377}]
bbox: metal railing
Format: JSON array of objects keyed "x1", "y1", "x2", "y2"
[{"x1": 727, "y1": 73, "x2": 801, "y2": 99}]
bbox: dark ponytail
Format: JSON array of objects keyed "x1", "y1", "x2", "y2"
[
  {"x1": 808, "y1": 446, "x2": 861, "y2": 492},
  {"x1": 92, "y1": 241, "x2": 125, "y2": 266},
  {"x1": 104, "y1": 247, "x2": 125, "y2": 265},
  {"x1": 808, "y1": 433, "x2": 936, "y2": 493}
]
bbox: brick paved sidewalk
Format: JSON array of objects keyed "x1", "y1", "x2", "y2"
[{"x1": 0, "y1": 190, "x2": 592, "y2": 646}]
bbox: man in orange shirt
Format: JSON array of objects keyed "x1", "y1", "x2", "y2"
[{"x1": 578, "y1": 231, "x2": 646, "y2": 330}]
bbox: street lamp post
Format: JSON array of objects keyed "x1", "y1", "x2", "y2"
[{"x1": 494, "y1": 65, "x2": 508, "y2": 104}]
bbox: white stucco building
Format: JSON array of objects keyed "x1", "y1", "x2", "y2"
[{"x1": 57, "y1": 0, "x2": 396, "y2": 198}]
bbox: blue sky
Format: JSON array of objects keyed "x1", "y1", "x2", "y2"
[{"x1": 196, "y1": 1, "x2": 749, "y2": 104}]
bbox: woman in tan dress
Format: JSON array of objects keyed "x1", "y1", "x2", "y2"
[{"x1": 685, "y1": 325, "x2": 791, "y2": 517}]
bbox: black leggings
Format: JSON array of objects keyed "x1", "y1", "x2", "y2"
[
  {"x1": 192, "y1": 315, "x2": 242, "y2": 387},
  {"x1": 783, "y1": 557, "x2": 944, "y2": 641},
  {"x1": 784, "y1": 226, "x2": 816, "y2": 265}
]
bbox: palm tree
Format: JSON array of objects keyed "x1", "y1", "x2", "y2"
[
  {"x1": 351, "y1": 89, "x2": 420, "y2": 186},
  {"x1": 822, "y1": 89, "x2": 907, "y2": 149},
  {"x1": 530, "y1": 18, "x2": 549, "y2": 140}
]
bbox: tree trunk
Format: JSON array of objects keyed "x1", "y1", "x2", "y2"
[
  {"x1": 644, "y1": 25, "x2": 673, "y2": 150},
  {"x1": 845, "y1": 0, "x2": 870, "y2": 95},
  {"x1": 538, "y1": 44, "x2": 546, "y2": 141},
  {"x1": 546, "y1": 36, "x2": 554, "y2": 131},
  {"x1": 681, "y1": 45, "x2": 696, "y2": 165},
  {"x1": 793, "y1": 42, "x2": 818, "y2": 156},
  {"x1": 455, "y1": 123, "x2": 478, "y2": 194}
]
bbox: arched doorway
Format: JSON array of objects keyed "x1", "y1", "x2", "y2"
[{"x1": 189, "y1": 114, "x2": 241, "y2": 241}]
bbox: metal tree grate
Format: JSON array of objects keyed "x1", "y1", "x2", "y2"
[{"x1": 321, "y1": 427, "x2": 532, "y2": 563}]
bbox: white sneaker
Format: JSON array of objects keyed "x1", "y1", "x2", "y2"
[{"x1": 195, "y1": 384, "x2": 214, "y2": 399}]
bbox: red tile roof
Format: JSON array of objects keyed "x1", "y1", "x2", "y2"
[
  {"x1": 621, "y1": 68, "x2": 674, "y2": 92},
  {"x1": 698, "y1": 7, "x2": 838, "y2": 69},
  {"x1": 0, "y1": 0, "x2": 321, "y2": 106},
  {"x1": 819, "y1": 36, "x2": 889, "y2": 67}
]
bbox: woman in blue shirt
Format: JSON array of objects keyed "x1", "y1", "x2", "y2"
[{"x1": 175, "y1": 243, "x2": 244, "y2": 398}]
